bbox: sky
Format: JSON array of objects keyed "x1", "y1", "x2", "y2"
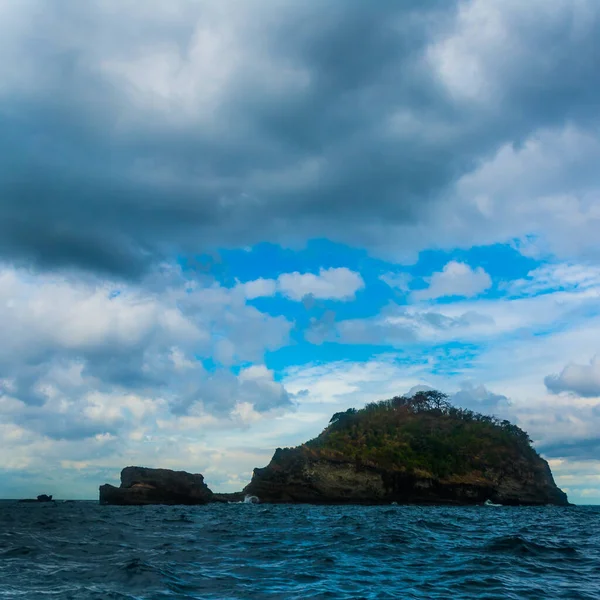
[{"x1": 1, "y1": 0, "x2": 600, "y2": 504}]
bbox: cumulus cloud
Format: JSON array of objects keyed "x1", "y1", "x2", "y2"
[
  {"x1": 518, "y1": 398, "x2": 600, "y2": 464},
  {"x1": 0, "y1": 265, "x2": 294, "y2": 440},
  {"x1": 412, "y1": 261, "x2": 492, "y2": 301},
  {"x1": 239, "y1": 278, "x2": 278, "y2": 300},
  {"x1": 169, "y1": 364, "x2": 292, "y2": 417},
  {"x1": 545, "y1": 357, "x2": 600, "y2": 398},
  {"x1": 277, "y1": 267, "x2": 364, "y2": 301},
  {"x1": 451, "y1": 382, "x2": 510, "y2": 415},
  {"x1": 239, "y1": 267, "x2": 364, "y2": 301}
]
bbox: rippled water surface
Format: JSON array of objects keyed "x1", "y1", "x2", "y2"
[{"x1": 1, "y1": 501, "x2": 599, "y2": 599}]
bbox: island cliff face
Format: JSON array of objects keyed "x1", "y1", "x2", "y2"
[
  {"x1": 243, "y1": 391, "x2": 569, "y2": 506},
  {"x1": 99, "y1": 466, "x2": 214, "y2": 505}
]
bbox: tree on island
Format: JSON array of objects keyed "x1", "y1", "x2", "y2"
[{"x1": 310, "y1": 390, "x2": 534, "y2": 479}]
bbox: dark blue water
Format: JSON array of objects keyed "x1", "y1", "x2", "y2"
[{"x1": 0, "y1": 501, "x2": 599, "y2": 599}]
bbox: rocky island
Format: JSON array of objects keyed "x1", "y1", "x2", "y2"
[
  {"x1": 99, "y1": 391, "x2": 569, "y2": 506},
  {"x1": 99, "y1": 466, "x2": 214, "y2": 505},
  {"x1": 243, "y1": 391, "x2": 568, "y2": 506}
]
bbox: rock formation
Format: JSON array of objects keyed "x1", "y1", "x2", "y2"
[
  {"x1": 99, "y1": 466, "x2": 214, "y2": 505},
  {"x1": 243, "y1": 391, "x2": 569, "y2": 506},
  {"x1": 243, "y1": 446, "x2": 567, "y2": 505},
  {"x1": 18, "y1": 494, "x2": 54, "y2": 503}
]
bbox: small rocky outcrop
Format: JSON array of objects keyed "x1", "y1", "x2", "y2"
[
  {"x1": 243, "y1": 391, "x2": 569, "y2": 506},
  {"x1": 18, "y1": 494, "x2": 54, "y2": 503},
  {"x1": 99, "y1": 466, "x2": 214, "y2": 505}
]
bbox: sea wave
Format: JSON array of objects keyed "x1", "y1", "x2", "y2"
[{"x1": 0, "y1": 501, "x2": 598, "y2": 599}]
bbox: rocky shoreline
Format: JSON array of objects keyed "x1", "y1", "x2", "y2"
[{"x1": 99, "y1": 458, "x2": 569, "y2": 506}]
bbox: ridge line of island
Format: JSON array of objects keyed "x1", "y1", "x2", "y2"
[{"x1": 96, "y1": 391, "x2": 570, "y2": 507}]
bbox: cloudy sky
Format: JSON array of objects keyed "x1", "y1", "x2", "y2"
[{"x1": 1, "y1": 0, "x2": 600, "y2": 504}]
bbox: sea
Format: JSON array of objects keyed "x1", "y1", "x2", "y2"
[{"x1": 0, "y1": 501, "x2": 598, "y2": 599}]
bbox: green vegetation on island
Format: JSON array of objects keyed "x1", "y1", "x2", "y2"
[
  {"x1": 303, "y1": 390, "x2": 537, "y2": 480},
  {"x1": 244, "y1": 389, "x2": 568, "y2": 505}
]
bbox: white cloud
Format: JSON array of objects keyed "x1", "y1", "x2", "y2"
[
  {"x1": 0, "y1": 269, "x2": 189, "y2": 359},
  {"x1": 324, "y1": 276, "x2": 600, "y2": 347},
  {"x1": 239, "y1": 277, "x2": 277, "y2": 300},
  {"x1": 283, "y1": 359, "x2": 512, "y2": 422},
  {"x1": 449, "y1": 125, "x2": 600, "y2": 260},
  {"x1": 278, "y1": 267, "x2": 364, "y2": 301},
  {"x1": 412, "y1": 261, "x2": 491, "y2": 301},
  {"x1": 0, "y1": 265, "x2": 293, "y2": 421},
  {"x1": 239, "y1": 267, "x2": 365, "y2": 302},
  {"x1": 380, "y1": 271, "x2": 412, "y2": 292},
  {"x1": 507, "y1": 263, "x2": 600, "y2": 297},
  {"x1": 544, "y1": 459, "x2": 600, "y2": 504},
  {"x1": 283, "y1": 356, "x2": 435, "y2": 407},
  {"x1": 545, "y1": 357, "x2": 600, "y2": 398},
  {"x1": 451, "y1": 382, "x2": 510, "y2": 415}
]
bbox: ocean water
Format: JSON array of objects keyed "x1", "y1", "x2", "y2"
[{"x1": 0, "y1": 501, "x2": 598, "y2": 599}]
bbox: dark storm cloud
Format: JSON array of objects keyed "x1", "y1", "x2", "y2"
[
  {"x1": 2, "y1": 0, "x2": 600, "y2": 277},
  {"x1": 14, "y1": 410, "x2": 123, "y2": 441},
  {"x1": 81, "y1": 348, "x2": 167, "y2": 391},
  {"x1": 0, "y1": 370, "x2": 49, "y2": 407},
  {"x1": 538, "y1": 437, "x2": 600, "y2": 461}
]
